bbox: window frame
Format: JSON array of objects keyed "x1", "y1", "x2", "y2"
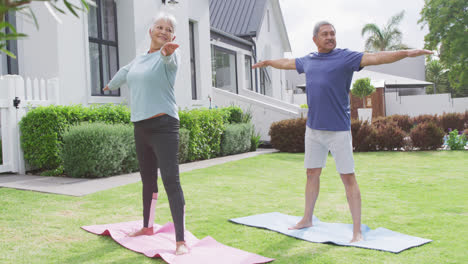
[
  {"x1": 211, "y1": 45, "x2": 239, "y2": 94},
  {"x1": 88, "y1": 0, "x2": 120, "y2": 97}
]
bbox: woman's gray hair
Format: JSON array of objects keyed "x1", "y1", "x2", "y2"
[
  {"x1": 152, "y1": 12, "x2": 177, "y2": 34},
  {"x1": 313, "y1": 21, "x2": 335, "y2": 37}
]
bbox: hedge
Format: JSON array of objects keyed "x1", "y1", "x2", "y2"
[
  {"x1": 221, "y1": 123, "x2": 253, "y2": 156},
  {"x1": 179, "y1": 128, "x2": 190, "y2": 163},
  {"x1": 179, "y1": 108, "x2": 228, "y2": 161},
  {"x1": 269, "y1": 118, "x2": 306, "y2": 152},
  {"x1": 351, "y1": 119, "x2": 377, "y2": 152},
  {"x1": 440, "y1": 112, "x2": 465, "y2": 133},
  {"x1": 372, "y1": 118, "x2": 405, "y2": 150},
  {"x1": 19, "y1": 104, "x2": 131, "y2": 170},
  {"x1": 61, "y1": 123, "x2": 135, "y2": 178},
  {"x1": 410, "y1": 122, "x2": 445, "y2": 150}
]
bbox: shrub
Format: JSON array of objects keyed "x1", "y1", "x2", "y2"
[
  {"x1": 389, "y1": 114, "x2": 413, "y2": 133},
  {"x1": 61, "y1": 123, "x2": 133, "y2": 178},
  {"x1": 250, "y1": 129, "x2": 261, "y2": 151},
  {"x1": 373, "y1": 119, "x2": 405, "y2": 150},
  {"x1": 410, "y1": 122, "x2": 444, "y2": 150},
  {"x1": 440, "y1": 113, "x2": 464, "y2": 133},
  {"x1": 179, "y1": 128, "x2": 190, "y2": 163},
  {"x1": 464, "y1": 111, "x2": 468, "y2": 129},
  {"x1": 412, "y1": 114, "x2": 439, "y2": 127},
  {"x1": 19, "y1": 104, "x2": 131, "y2": 170},
  {"x1": 446, "y1": 129, "x2": 468, "y2": 150},
  {"x1": 222, "y1": 105, "x2": 243, "y2": 124},
  {"x1": 351, "y1": 119, "x2": 377, "y2": 152},
  {"x1": 221, "y1": 123, "x2": 253, "y2": 156},
  {"x1": 179, "y1": 108, "x2": 227, "y2": 161},
  {"x1": 269, "y1": 118, "x2": 306, "y2": 153},
  {"x1": 300, "y1": 104, "x2": 308, "y2": 109}
]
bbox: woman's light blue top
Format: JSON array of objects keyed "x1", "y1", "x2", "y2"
[{"x1": 108, "y1": 50, "x2": 180, "y2": 122}]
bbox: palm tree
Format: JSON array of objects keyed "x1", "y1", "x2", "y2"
[
  {"x1": 361, "y1": 11, "x2": 409, "y2": 52},
  {"x1": 426, "y1": 59, "x2": 449, "y2": 94}
]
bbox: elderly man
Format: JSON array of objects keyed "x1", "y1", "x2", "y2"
[{"x1": 253, "y1": 21, "x2": 432, "y2": 242}]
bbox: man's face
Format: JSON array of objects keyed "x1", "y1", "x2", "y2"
[{"x1": 313, "y1": 25, "x2": 336, "y2": 53}]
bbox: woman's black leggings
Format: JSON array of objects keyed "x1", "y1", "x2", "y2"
[{"x1": 133, "y1": 115, "x2": 185, "y2": 242}]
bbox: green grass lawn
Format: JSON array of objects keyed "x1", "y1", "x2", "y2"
[{"x1": 1, "y1": 151, "x2": 467, "y2": 264}]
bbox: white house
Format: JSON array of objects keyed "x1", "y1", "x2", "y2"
[{"x1": 1, "y1": 0, "x2": 213, "y2": 109}]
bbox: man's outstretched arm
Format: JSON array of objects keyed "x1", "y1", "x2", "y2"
[
  {"x1": 252, "y1": 58, "x2": 296, "y2": 70},
  {"x1": 360, "y1": 49, "x2": 433, "y2": 67}
]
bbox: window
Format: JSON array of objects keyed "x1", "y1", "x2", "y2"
[
  {"x1": 260, "y1": 68, "x2": 271, "y2": 96},
  {"x1": 211, "y1": 45, "x2": 238, "y2": 94},
  {"x1": 189, "y1": 22, "x2": 197, "y2": 100},
  {"x1": 245, "y1": 55, "x2": 253, "y2": 91},
  {"x1": 88, "y1": 0, "x2": 120, "y2": 96}
]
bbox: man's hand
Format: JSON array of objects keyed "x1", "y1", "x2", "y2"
[
  {"x1": 252, "y1": 60, "x2": 269, "y2": 69},
  {"x1": 407, "y1": 49, "x2": 433, "y2": 57},
  {"x1": 103, "y1": 86, "x2": 110, "y2": 91},
  {"x1": 161, "y1": 42, "x2": 179, "y2": 56}
]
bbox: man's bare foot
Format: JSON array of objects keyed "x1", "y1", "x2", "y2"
[
  {"x1": 288, "y1": 219, "x2": 312, "y2": 230},
  {"x1": 350, "y1": 232, "x2": 363, "y2": 243},
  {"x1": 128, "y1": 227, "x2": 154, "y2": 237},
  {"x1": 175, "y1": 241, "x2": 189, "y2": 255}
]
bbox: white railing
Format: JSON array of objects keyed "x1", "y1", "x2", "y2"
[{"x1": 0, "y1": 75, "x2": 59, "y2": 174}]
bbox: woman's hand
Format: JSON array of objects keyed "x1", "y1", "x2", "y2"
[
  {"x1": 103, "y1": 86, "x2": 110, "y2": 91},
  {"x1": 161, "y1": 42, "x2": 179, "y2": 56}
]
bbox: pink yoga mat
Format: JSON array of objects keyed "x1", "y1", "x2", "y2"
[{"x1": 82, "y1": 221, "x2": 274, "y2": 264}]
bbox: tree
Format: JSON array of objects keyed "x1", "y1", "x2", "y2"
[
  {"x1": 419, "y1": 0, "x2": 468, "y2": 95},
  {"x1": 425, "y1": 59, "x2": 450, "y2": 94},
  {"x1": 0, "y1": 0, "x2": 93, "y2": 58},
  {"x1": 352, "y1": 78, "x2": 375, "y2": 108},
  {"x1": 361, "y1": 10, "x2": 409, "y2": 52}
]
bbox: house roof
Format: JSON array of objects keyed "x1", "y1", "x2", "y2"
[
  {"x1": 296, "y1": 69, "x2": 433, "y2": 89},
  {"x1": 209, "y1": 0, "x2": 291, "y2": 52},
  {"x1": 210, "y1": 0, "x2": 267, "y2": 37}
]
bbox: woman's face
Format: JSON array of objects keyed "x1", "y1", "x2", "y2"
[{"x1": 150, "y1": 19, "x2": 175, "y2": 47}]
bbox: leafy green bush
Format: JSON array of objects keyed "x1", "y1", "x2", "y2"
[
  {"x1": 300, "y1": 104, "x2": 308, "y2": 109},
  {"x1": 410, "y1": 122, "x2": 444, "y2": 150},
  {"x1": 221, "y1": 105, "x2": 243, "y2": 124},
  {"x1": 179, "y1": 108, "x2": 228, "y2": 161},
  {"x1": 351, "y1": 119, "x2": 377, "y2": 152},
  {"x1": 221, "y1": 123, "x2": 253, "y2": 156},
  {"x1": 351, "y1": 77, "x2": 375, "y2": 107},
  {"x1": 269, "y1": 118, "x2": 306, "y2": 153},
  {"x1": 19, "y1": 104, "x2": 131, "y2": 170},
  {"x1": 440, "y1": 113, "x2": 464, "y2": 133},
  {"x1": 250, "y1": 129, "x2": 261, "y2": 151},
  {"x1": 61, "y1": 123, "x2": 134, "y2": 178},
  {"x1": 179, "y1": 128, "x2": 190, "y2": 163},
  {"x1": 446, "y1": 129, "x2": 467, "y2": 150}
]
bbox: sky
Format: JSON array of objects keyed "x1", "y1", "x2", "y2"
[{"x1": 278, "y1": 0, "x2": 429, "y2": 58}]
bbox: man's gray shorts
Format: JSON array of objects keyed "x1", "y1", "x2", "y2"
[{"x1": 304, "y1": 126, "x2": 354, "y2": 174}]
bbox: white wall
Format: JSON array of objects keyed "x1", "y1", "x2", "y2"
[
  {"x1": 255, "y1": 0, "x2": 288, "y2": 101},
  {"x1": 212, "y1": 87, "x2": 306, "y2": 141},
  {"x1": 365, "y1": 56, "x2": 426, "y2": 81},
  {"x1": 386, "y1": 92, "x2": 468, "y2": 116}
]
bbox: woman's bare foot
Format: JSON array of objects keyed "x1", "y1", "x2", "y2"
[
  {"x1": 175, "y1": 241, "x2": 189, "y2": 255},
  {"x1": 128, "y1": 227, "x2": 154, "y2": 237},
  {"x1": 288, "y1": 218, "x2": 313, "y2": 230},
  {"x1": 350, "y1": 232, "x2": 363, "y2": 243}
]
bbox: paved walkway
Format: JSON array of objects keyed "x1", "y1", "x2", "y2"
[{"x1": 0, "y1": 148, "x2": 277, "y2": 197}]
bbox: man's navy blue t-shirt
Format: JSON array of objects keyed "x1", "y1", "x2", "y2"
[{"x1": 296, "y1": 48, "x2": 363, "y2": 131}]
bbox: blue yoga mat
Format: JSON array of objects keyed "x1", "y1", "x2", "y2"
[{"x1": 230, "y1": 212, "x2": 432, "y2": 253}]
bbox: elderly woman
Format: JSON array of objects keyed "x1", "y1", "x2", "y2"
[{"x1": 103, "y1": 12, "x2": 188, "y2": 255}]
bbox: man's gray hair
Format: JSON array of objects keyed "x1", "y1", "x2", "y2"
[
  {"x1": 152, "y1": 12, "x2": 177, "y2": 34},
  {"x1": 313, "y1": 21, "x2": 335, "y2": 37}
]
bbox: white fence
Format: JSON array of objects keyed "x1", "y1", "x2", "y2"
[
  {"x1": 386, "y1": 92, "x2": 468, "y2": 117},
  {"x1": 212, "y1": 87, "x2": 307, "y2": 141},
  {"x1": 0, "y1": 75, "x2": 59, "y2": 174}
]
